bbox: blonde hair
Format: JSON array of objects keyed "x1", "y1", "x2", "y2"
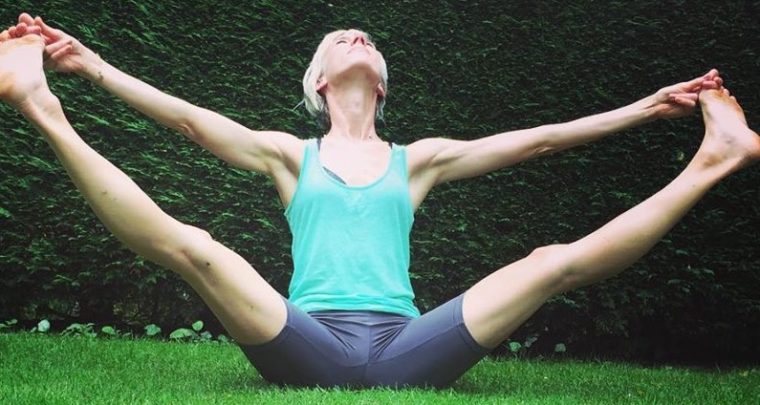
[{"x1": 302, "y1": 30, "x2": 388, "y2": 126}]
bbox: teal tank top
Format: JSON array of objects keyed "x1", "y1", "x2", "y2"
[{"x1": 284, "y1": 138, "x2": 420, "y2": 317}]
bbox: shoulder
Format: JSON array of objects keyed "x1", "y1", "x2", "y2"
[
  {"x1": 406, "y1": 137, "x2": 445, "y2": 160},
  {"x1": 403, "y1": 137, "x2": 449, "y2": 185},
  {"x1": 252, "y1": 132, "x2": 308, "y2": 176},
  {"x1": 265, "y1": 132, "x2": 307, "y2": 158},
  {"x1": 406, "y1": 137, "x2": 463, "y2": 169}
]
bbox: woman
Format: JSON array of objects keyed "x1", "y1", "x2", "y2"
[{"x1": 2, "y1": 14, "x2": 757, "y2": 388}]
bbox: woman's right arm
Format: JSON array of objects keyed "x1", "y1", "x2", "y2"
[
  {"x1": 29, "y1": 14, "x2": 301, "y2": 176},
  {"x1": 84, "y1": 58, "x2": 301, "y2": 174}
]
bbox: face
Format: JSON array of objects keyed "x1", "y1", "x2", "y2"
[{"x1": 317, "y1": 29, "x2": 386, "y2": 97}]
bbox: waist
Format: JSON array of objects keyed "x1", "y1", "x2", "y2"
[{"x1": 308, "y1": 309, "x2": 413, "y2": 324}]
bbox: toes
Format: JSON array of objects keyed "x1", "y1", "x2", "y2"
[
  {"x1": 18, "y1": 12, "x2": 35, "y2": 25},
  {"x1": 25, "y1": 25, "x2": 42, "y2": 36},
  {"x1": 17, "y1": 34, "x2": 44, "y2": 47},
  {"x1": 14, "y1": 22, "x2": 30, "y2": 37}
]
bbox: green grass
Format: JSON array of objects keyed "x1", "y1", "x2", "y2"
[{"x1": 0, "y1": 334, "x2": 757, "y2": 404}]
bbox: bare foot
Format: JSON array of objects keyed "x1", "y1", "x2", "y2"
[
  {"x1": 0, "y1": 34, "x2": 48, "y2": 108},
  {"x1": 696, "y1": 88, "x2": 760, "y2": 172}
]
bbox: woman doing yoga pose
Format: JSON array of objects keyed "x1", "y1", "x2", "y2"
[{"x1": 1, "y1": 14, "x2": 758, "y2": 387}]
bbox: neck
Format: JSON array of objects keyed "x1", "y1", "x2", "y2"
[{"x1": 323, "y1": 81, "x2": 379, "y2": 141}]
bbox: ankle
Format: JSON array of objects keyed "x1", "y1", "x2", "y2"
[
  {"x1": 687, "y1": 148, "x2": 739, "y2": 179},
  {"x1": 17, "y1": 88, "x2": 64, "y2": 122}
]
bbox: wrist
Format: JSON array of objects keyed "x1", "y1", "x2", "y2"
[
  {"x1": 79, "y1": 53, "x2": 106, "y2": 83},
  {"x1": 632, "y1": 94, "x2": 660, "y2": 123}
]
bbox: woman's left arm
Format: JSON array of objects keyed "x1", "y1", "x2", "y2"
[{"x1": 408, "y1": 70, "x2": 721, "y2": 192}]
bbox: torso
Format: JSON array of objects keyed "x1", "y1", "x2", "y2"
[{"x1": 272, "y1": 136, "x2": 436, "y2": 211}]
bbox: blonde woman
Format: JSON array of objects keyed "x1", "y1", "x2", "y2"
[{"x1": 2, "y1": 14, "x2": 757, "y2": 388}]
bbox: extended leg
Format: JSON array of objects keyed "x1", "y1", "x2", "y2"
[
  {"x1": 463, "y1": 88, "x2": 760, "y2": 348},
  {"x1": 0, "y1": 35, "x2": 285, "y2": 345}
]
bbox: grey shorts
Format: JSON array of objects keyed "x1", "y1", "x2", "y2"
[{"x1": 239, "y1": 294, "x2": 490, "y2": 388}]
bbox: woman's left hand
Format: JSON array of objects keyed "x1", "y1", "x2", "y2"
[{"x1": 650, "y1": 69, "x2": 723, "y2": 119}]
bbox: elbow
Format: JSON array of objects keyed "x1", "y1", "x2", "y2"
[
  {"x1": 532, "y1": 125, "x2": 557, "y2": 157},
  {"x1": 534, "y1": 144, "x2": 556, "y2": 157},
  {"x1": 177, "y1": 120, "x2": 197, "y2": 140},
  {"x1": 175, "y1": 110, "x2": 204, "y2": 144}
]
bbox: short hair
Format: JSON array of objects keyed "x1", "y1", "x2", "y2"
[{"x1": 302, "y1": 30, "x2": 388, "y2": 127}]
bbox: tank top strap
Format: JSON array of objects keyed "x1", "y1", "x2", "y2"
[
  {"x1": 390, "y1": 142, "x2": 408, "y2": 181},
  {"x1": 302, "y1": 138, "x2": 320, "y2": 173}
]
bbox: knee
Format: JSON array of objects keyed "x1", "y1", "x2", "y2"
[
  {"x1": 528, "y1": 243, "x2": 569, "y2": 263},
  {"x1": 153, "y1": 224, "x2": 216, "y2": 274},
  {"x1": 177, "y1": 225, "x2": 216, "y2": 265},
  {"x1": 527, "y1": 243, "x2": 577, "y2": 293}
]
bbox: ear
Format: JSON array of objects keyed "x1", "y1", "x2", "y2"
[
  {"x1": 376, "y1": 82, "x2": 386, "y2": 98},
  {"x1": 316, "y1": 77, "x2": 328, "y2": 94}
]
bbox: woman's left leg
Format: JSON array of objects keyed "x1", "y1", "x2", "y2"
[{"x1": 463, "y1": 88, "x2": 760, "y2": 349}]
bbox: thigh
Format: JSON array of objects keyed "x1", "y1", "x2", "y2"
[
  {"x1": 366, "y1": 294, "x2": 490, "y2": 388},
  {"x1": 167, "y1": 224, "x2": 287, "y2": 345},
  {"x1": 239, "y1": 299, "x2": 366, "y2": 387},
  {"x1": 462, "y1": 245, "x2": 570, "y2": 349}
]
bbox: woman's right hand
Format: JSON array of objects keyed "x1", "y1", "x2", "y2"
[{"x1": 18, "y1": 13, "x2": 102, "y2": 78}]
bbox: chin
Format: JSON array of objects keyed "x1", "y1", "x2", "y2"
[{"x1": 337, "y1": 57, "x2": 381, "y2": 80}]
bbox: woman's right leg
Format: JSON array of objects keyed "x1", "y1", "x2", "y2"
[{"x1": 1, "y1": 34, "x2": 285, "y2": 345}]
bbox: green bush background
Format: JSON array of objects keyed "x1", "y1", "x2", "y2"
[{"x1": 1, "y1": 0, "x2": 758, "y2": 363}]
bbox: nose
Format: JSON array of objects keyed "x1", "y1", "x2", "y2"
[{"x1": 351, "y1": 33, "x2": 367, "y2": 46}]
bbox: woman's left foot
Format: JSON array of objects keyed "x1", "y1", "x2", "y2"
[{"x1": 695, "y1": 88, "x2": 760, "y2": 173}]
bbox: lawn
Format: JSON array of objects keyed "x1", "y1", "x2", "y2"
[{"x1": 0, "y1": 333, "x2": 757, "y2": 404}]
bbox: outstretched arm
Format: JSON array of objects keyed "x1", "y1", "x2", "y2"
[
  {"x1": 23, "y1": 13, "x2": 302, "y2": 176},
  {"x1": 408, "y1": 71, "x2": 722, "y2": 188}
]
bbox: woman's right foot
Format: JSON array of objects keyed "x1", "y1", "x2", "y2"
[
  {"x1": 695, "y1": 88, "x2": 760, "y2": 173},
  {"x1": 0, "y1": 34, "x2": 49, "y2": 109}
]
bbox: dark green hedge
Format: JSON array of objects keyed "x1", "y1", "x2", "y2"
[{"x1": 1, "y1": 0, "x2": 758, "y2": 364}]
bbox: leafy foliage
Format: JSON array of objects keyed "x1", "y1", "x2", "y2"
[
  {"x1": 1, "y1": 0, "x2": 759, "y2": 363},
  {"x1": 1, "y1": 317, "x2": 228, "y2": 342}
]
